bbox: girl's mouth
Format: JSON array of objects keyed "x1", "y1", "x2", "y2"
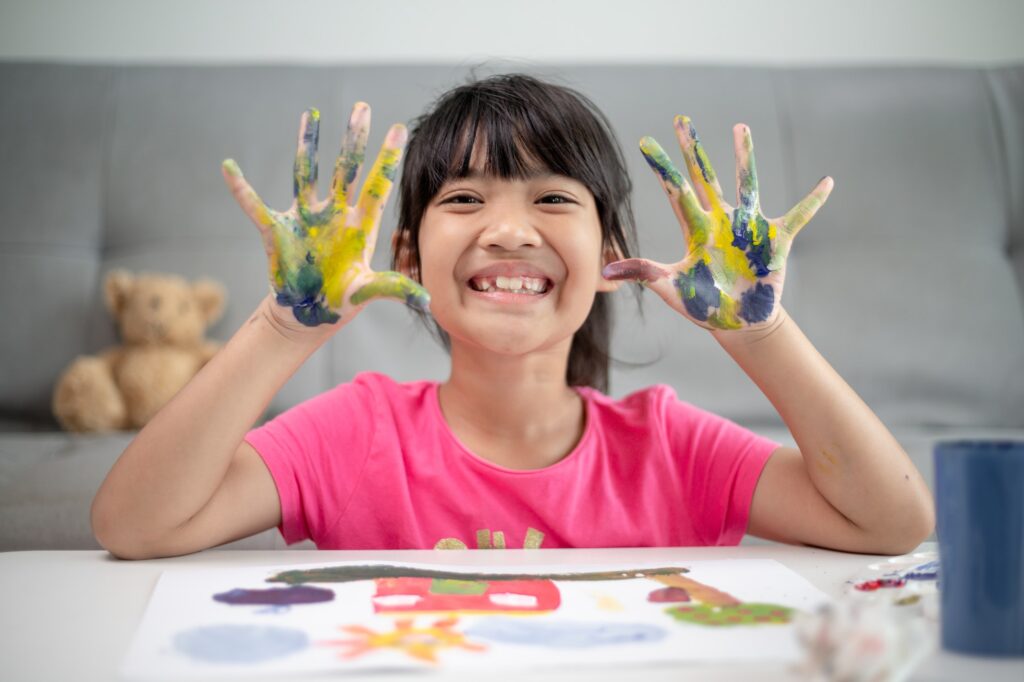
[
  {"x1": 468, "y1": 275, "x2": 551, "y2": 295},
  {"x1": 466, "y1": 275, "x2": 553, "y2": 303}
]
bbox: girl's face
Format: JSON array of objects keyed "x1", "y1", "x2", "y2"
[{"x1": 411, "y1": 167, "x2": 619, "y2": 357}]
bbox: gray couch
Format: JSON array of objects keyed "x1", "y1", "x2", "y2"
[{"x1": 2, "y1": 62, "x2": 1022, "y2": 552}]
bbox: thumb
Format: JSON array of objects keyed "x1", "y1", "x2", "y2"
[{"x1": 350, "y1": 271, "x2": 431, "y2": 313}]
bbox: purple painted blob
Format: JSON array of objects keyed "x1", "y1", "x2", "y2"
[
  {"x1": 648, "y1": 586, "x2": 690, "y2": 603},
  {"x1": 602, "y1": 259, "x2": 670, "y2": 282},
  {"x1": 213, "y1": 585, "x2": 335, "y2": 606}
]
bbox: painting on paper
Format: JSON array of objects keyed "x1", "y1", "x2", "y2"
[{"x1": 122, "y1": 559, "x2": 830, "y2": 678}]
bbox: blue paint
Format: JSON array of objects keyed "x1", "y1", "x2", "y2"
[
  {"x1": 173, "y1": 624, "x2": 309, "y2": 664},
  {"x1": 673, "y1": 261, "x2": 720, "y2": 321},
  {"x1": 466, "y1": 619, "x2": 667, "y2": 648},
  {"x1": 904, "y1": 560, "x2": 939, "y2": 581},
  {"x1": 739, "y1": 282, "x2": 775, "y2": 323},
  {"x1": 276, "y1": 264, "x2": 340, "y2": 326},
  {"x1": 730, "y1": 209, "x2": 773, "y2": 277},
  {"x1": 294, "y1": 110, "x2": 320, "y2": 198}
]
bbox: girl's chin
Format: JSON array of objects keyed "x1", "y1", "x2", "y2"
[{"x1": 446, "y1": 325, "x2": 563, "y2": 357}]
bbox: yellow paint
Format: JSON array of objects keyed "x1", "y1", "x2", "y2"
[
  {"x1": 591, "y1": 592, "x2": 625, "y2": 612},
  {"x1": 325, "y1": 617, "x2": 486, "y2": 663}
]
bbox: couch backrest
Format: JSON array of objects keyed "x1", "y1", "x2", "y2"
[{"x1": 2, "y1": 63, "x2": 1022, "y2": 429}]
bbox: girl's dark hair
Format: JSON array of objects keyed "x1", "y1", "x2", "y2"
[{"x1": 392, "y1": 73, "x2": 643, "y2": 393}]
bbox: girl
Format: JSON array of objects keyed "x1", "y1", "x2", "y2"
[{"x1": 91, "y1": 74, "x2": 934, "y2": 559}]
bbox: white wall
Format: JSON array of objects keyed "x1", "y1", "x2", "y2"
[{"x1": 1, "y1": 0, "x2": 1022, "y2": 65}]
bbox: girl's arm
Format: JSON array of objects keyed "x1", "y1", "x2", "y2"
[
  {"x1": 715, "y1": 310, "x2": 934, "y2": 554},
  {"x1": 91, "y1": 297, "x2": 330, "y2": 559},
  {"x1": 91, "y1": 104, "x2": 428, "y2": 559},
  {"x1": 604, "y1": 116, "x2": 933, "y2": 554}
]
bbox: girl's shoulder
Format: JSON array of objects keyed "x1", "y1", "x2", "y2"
[{"x1": 579, "y1": 382, "x2": 726, "y2": 430}]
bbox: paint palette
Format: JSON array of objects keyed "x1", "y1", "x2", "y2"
[
  {"x1": 122, "y1": 559, "x2": 831, "y2": 679},
  {"x1": 791, "y1": 552, "x2": 939, "y2": 681},
  {"x1": 845, "y1": 551, "x2": 940, "y2": 615}
]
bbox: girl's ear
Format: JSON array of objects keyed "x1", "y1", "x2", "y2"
[
  {"x1": 596, "y1": 244, "x2": 623, "y2": 293},
  {"x1": 391, "y1": 229, "x2": 420, "y2": 282}
]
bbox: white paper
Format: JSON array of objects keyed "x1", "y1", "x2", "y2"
[{"x1": 122, "y1": 559, "x2": 830, "y2": 679}]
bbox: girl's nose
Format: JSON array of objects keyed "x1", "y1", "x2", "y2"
[{"x1": 478, "y1": 215, "x2": 543, "y2": 251}]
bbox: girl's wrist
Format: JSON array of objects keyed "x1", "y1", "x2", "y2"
[
  {"x1": 255, "y1": 293, "x2": 342, "y2": 349},
  {"x1": 710, "y1": 306, "x2": 791, "y2": 349}
]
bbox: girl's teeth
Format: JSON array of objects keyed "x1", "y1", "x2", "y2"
[{"x1": 472, "y1": 275, "x2": 547, "y2": 294}]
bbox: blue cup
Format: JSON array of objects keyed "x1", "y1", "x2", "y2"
[{"x1": 934, "y1": 440, "x2": 1024, "y2": 656}]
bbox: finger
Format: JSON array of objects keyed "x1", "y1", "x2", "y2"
[
  {"x1": 781, "y1": 176, "x2": 834, "y2": 238},
  {"x1": 674, "y1": 116, "x2": 725, "y2": 212},
  {"x1": 293, "y1": 108, "x2": 321, "y2": 215},
  {"x1": 356, "y1": 123, "x2": 408, "y2": 250},
  {"x1": 222, "y1": 159, "x2": 275, "y2": 233},
  {"x1": 331, "y1": 101, "x2": 371, "y2": 209},
  {"x1": 639, "y1": 136, "x2": 707, "y2": 248},
  {"x1": 602, "y1": 258, "x2": 672, "y2": 284},
  {"x1": 733, "y1": 123, "x2": 759, "y2": 213},
  {"x1": 350, "y1": 270, "x2": 431, "y2": 312}
]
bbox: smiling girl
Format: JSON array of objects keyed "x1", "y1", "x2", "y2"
[{"x1": 91, "y1": 74, "x2": 934, "y2": 558}]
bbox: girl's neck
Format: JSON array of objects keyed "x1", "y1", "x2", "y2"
[{"x1": 438, "y1": 339, "x2": 586, "y2": 469}]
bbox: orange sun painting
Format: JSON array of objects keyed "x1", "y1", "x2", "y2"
[{"x1": 320, "y1": 617, "x2": 487, "y2": 663}]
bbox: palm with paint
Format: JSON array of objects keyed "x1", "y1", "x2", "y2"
[
  {"x1": 603, "y1": 116, "x2": 833, "y2": 331},
  {"x1": 222, "y1": 103, "x2": 429, "y2": 328}
]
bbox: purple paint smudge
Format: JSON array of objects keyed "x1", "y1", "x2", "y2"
[{"x1": 213, "y1": 585, "x2": 334, "y2": 606}]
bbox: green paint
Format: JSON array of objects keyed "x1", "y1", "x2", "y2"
[
  {"x1": 267, "y1": 565, "x2": 691, "y2": 585},
  {"x1": 639, "y1": 137, "x2": 685, "y2": 189},
  {"x1": 430, "y1": 579, "x2": 488, "y2": 595},
  {"x1": 665, "y1": 603, "x2": 794, "y2": 627},
  {"x1": 350, "y1": 271, "x2": 431, "y2": 312}
]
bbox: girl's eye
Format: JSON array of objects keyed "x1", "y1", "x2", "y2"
[
  {"x1": 539, "y1": 194, "x2": 574, "y2": 205},
  {"x1": 442, "y1": 194, "x2": 481, "y2": 205}
]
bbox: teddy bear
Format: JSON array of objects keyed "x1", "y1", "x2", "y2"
[{"x1": 52, "y1": 270, "x2": 227, "y2": 432}]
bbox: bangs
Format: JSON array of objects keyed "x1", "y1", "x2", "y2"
[{"x1": 413, "y1": 77, "x2": 609, "y2": 195}]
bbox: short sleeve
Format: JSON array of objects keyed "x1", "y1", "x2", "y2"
[
  {"x1": 245, "y1": 380, "x2": 377, "y2": 546},
  {"x1": 653, "y1": 385, "x2": 780, "y2": 545}
]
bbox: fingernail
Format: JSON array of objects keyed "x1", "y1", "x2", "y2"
[{"x1": 387, "y1": 124, "x2": 408, "y2": 147}]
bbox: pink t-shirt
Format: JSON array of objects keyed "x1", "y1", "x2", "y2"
[{"x1": 245, "y1": 371, "x2": 779, "y2": 550}]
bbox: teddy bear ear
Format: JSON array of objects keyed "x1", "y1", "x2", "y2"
[
  {"x1": 192, "y1": 278, "x2": 227, "y2": 325},
  {"x1": 103, "y1": 269, "x2": 135, "y2": 316}
]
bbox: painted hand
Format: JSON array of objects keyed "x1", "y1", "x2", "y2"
[
  {"x1": 222, "y1": 103, "x2": 429, "y2": 328},
  {"x1": 603, "y1": 116, "x2": 832, "y2": 331}
]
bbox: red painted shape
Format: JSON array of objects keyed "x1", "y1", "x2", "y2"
[
  {"x1": 372, "y1": 577, "x2": 561, "y2": 613},
  {"x1": 854, "y1": 577, "x2": 907, "y2": 592}
]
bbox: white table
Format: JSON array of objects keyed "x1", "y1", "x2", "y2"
[{"x1": 1, "y1": 543, "x2": 1021, "y2": 681}]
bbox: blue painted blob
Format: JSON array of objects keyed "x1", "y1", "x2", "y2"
[
  {"x1": 466, "y1": 619, "x2": 667, "y2": 648},
  {"x1": 739, "y1": 282, "x2": 775, "y2": 323},
  {"x1": 213, "y1": 585, "x2": 334, "y2": 606},
  {"x1": 275, "y1": 262, "x2": 340, "y2": 326},
  {"x1": 173, "y1": 624, "x2": 308, "y2": 664},
  {"x1": 673, "y1": 261, "x2": 720, "y2": 321},
  {"x1": 730, "y1": 209, "x2": 773, "y2": 277}
]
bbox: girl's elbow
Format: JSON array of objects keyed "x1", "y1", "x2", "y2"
[
  {"x1": 91, "y1": 496, "x2": 165, "y2": 561},
  {"x1": 873, "y1": 498, "x2": 936, "y2": 556}
]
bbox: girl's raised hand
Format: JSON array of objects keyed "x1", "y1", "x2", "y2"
[
  {"x1": 603, "y1": 116, "x2": 833, "y2": 331},
  {"x1": 222, "y1": 103, "x2": 429, "y2": 331}
]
